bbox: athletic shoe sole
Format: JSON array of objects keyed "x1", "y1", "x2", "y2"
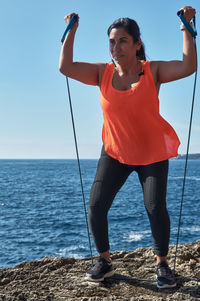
[{"x1": 85, "y1": 269, "x2": 115, "y2": 282}]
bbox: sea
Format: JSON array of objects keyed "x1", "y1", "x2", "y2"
[{"x1": 0, "y1": 159, "x2": 199, "y2": 268}]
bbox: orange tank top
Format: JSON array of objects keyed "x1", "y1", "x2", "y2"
[{"x1": 100, "y1": 61, "x2": 180, "y2": 165}]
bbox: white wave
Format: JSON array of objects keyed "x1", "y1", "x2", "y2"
[
  {"x1": 68, "y1": 253, "x2": 84, "y2": 259},
  {"x1": 187, "y1": 176, "x2": 200, "y2": 181},
  {"x1": 56, "y1": 244, "x2": 86, "y2": 258},
  {"x1": 169, "y1": 176, "x2": 200, "y2": 181},
  {"x1": 182, "y1": 226, "x2": 200, "y2": 232},
  {"x1": 123, "y1": 230, "x2": 151, "y2": 242},
  {"x1": 172, "y1": 226, "x2": 200, "y2": 234},
  {"x1": 168, "y1": 176, "x2": 183, "y2": 180}
]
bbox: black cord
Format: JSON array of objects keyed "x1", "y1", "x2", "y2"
[
  {"x1": 173, "y1": 38, "x2": 198, "y2": 273},
  {"x1": 65, "y1": 77, "x2": 94, "y2": 265}
]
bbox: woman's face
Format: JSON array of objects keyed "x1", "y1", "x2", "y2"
[{"x1": 109, "y1": 27, "x2": 141, "y2": 65}]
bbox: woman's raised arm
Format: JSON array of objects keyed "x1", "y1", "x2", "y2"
[
  {"x1": 59, "y1": 13, "x2": 106, "y2": 86},
  {"x1": 152, "y1": 6, "x2": 197, "y2": 85}
]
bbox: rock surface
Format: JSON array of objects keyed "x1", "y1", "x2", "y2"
[{"x1": 0, "y1": 241, "x2": 199, "y2": 301}]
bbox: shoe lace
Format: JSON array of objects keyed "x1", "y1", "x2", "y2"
[
  {"x1": 91, "y1": 258, "x2": 104, "y2": 272},
  {"x1": 158, "y1": 265, "x2": 172, "y2": 277}
]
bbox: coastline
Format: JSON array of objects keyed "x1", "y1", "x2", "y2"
[
  {"x1": 0, "y1": 153, "x2": 200, "y2": 160},
  {"x1": 176, "y1": 153, "x2": 200, "y2": 160},
  {"x1": 0, "y1": 240, "x2": 199, "y2": 301}
]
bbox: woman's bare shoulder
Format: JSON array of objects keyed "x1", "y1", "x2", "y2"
[
  {"x1": 98, "y1": 63, "x2": 108, "y2": 86},
  {"x1": 149, "y1": 61, "x2": 159, "y2": 73}
]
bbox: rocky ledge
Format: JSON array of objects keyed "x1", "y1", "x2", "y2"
[{"x1": 0, "y1": 241, "x2": 199, "y2": 301}]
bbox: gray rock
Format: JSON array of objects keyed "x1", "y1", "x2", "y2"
[{"x1": 0, "y1": 241, "x2": 199, "y2": 301}]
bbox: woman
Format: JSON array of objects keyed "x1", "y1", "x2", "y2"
[{"x1": 59, "y1": 6, "x2": 196, "y2": 288}]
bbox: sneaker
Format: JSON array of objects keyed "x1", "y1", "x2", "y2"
[
  {"x1": 85, "y1": 257, "x2": 115, "y2": 282},
  {"x1": 156, "y1": 261, "x2": 176, "y2": 288}
]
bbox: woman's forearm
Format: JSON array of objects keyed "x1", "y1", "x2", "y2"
[
  {"x1": 59, "y1": 28, "x2": 76, "y2": 76},
  {"x1": 182, "y1": 25, "x2": 197, "y2": 75}
]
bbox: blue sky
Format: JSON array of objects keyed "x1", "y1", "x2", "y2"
[{"x1": 0, "y1": 0, "x2": 199, "y2": 158}]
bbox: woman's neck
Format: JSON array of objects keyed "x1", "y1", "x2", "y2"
[{"x1": 114, "y1": 59, "x2": 142, "y2": 76}]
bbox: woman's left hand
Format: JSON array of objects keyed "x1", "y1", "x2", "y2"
[{"x1": 180, "y1": 6, "x2": 196, "y2": 22}]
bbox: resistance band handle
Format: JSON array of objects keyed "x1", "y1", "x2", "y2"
[
  {"x1": 61, "y1": 14, "x2": 78, "y2": 44},
  {"x1": 177, "y1": 9, "x2": 197, "y2": 38}
]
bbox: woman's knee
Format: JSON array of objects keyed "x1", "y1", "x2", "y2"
[{"x1": 145, "y1": 198, "x2": 167, "y2": 216}]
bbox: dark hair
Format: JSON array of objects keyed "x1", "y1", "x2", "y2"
[{"x1": 107, "y1": 17, "x2": 146, "y2": 61}]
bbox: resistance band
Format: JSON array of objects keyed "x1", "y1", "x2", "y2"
[
  {"x1": 61, "y1": 14, "x2": 94, "y2": 265},
  {"x1": 173, "y1": 10, "x2": 198, "y2": 274}
]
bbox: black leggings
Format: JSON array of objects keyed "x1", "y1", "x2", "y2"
[{"x1": 88, "y1": 146, "x2": 170, "y2": 257}]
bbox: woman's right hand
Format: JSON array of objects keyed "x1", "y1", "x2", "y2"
[
  {"x1": 180, "y1": 6, "x2": 196, "y2": 22},
  {"x1": 64, "y1": 13, "x2": 79, "y2": 31},
  {"x1": 60, "y1": 12, "x2": 106, "y2": 86}
]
